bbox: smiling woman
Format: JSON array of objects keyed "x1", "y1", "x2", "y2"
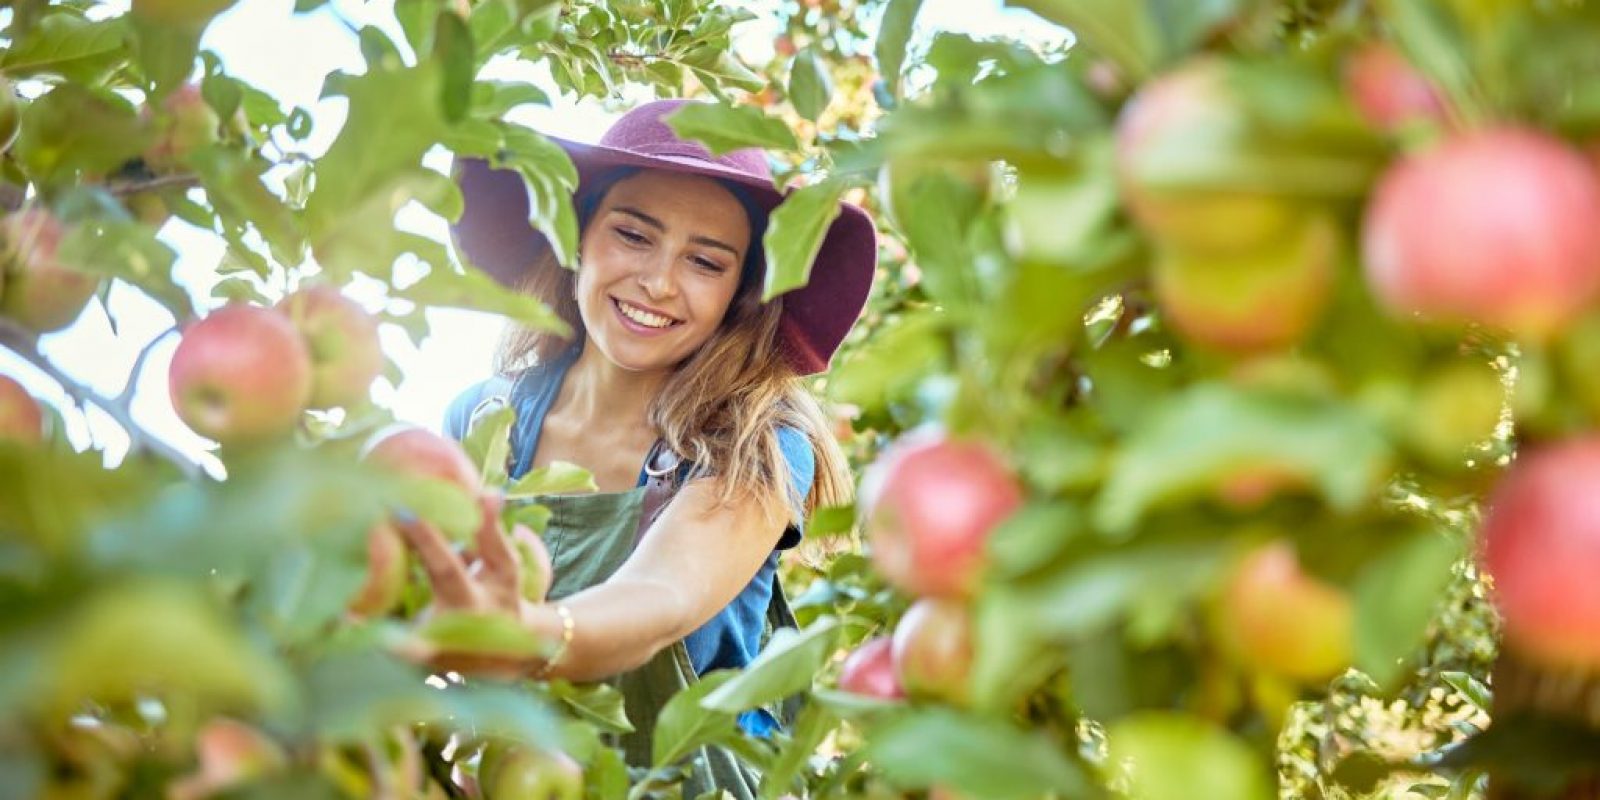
[{"x1": 386, "y1": 99, "x2": 878, "y2": 797}]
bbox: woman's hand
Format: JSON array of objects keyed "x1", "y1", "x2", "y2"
[{"x1": 391, "y1": 491, "x2": 562, "y2": 678}]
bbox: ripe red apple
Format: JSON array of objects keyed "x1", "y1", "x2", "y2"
[
  {"x1": 1153, "y1": 212, "x2": 1339, "y2": 353},
  {"x1": 0, "y1": 374, "x2": 43, "y2": 445},
  {"x1": 1115, "y1": 58, "x2": 1303, "y2": 254},
  {"x1": 482, "y1": 744, "x2": 583, "y2": 800},
  {"x1": 362, "y1": 425, "x2": 481, "y2": 490},
  {"x1": 892, "y1": 598, "x2": 974, "y2": 706},
  {"x1": 168, "y1": 717, "x2": 287, "y2": 800},
  {"x1": 143, "y1": 84, "x2": 221, "y2": 174},
  {"x1": 837, "y1": 636, "x2": 905, "y2": 700},
  {"x1": 863, "y1": 434, "x2": 1023, "y2": 599},
  {"x1": 1344, "y1": 42, "x2": 1447, "y2": 132},
  {"x1": 0, "y1": 209, "x2": 99, "y2": 333},
  {"x1": 347, "y1": 523, "x2": 408, "y2": 618},
  {"x1": 168, "y1": 304, "x2": 313, "y2": 445},
  {"x1": 1362, "y1": 127, "x2": 1600, "y2": 340},
  {"x1": 1480, "y1": 437, "x2": 1600, "y2": 669},
  {"x1": 1215, "y1": 541, "x2": 1352, "y2": 682},
  {"x1": 276, "y1": 285, "x2": 384, "y2": 410}
]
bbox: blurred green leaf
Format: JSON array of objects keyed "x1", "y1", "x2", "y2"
[
  {"x1": 14, "y1": 83, "x2": 150, "y2": 185},
  {"x1": 664, "y1": 102, "x2": 798, "y2": 156},
  {"x1": 874, "y1": 0, "x2": 925, "y2": 99},
  {"x1": 867, "y1": 708, "x2": 1093, "y2": 798},
  {"x1": 472, "y1": 80, "x2": 551, "y2": 118},
  {"x1": 1095, "y1": 383, "x2": 1391, "y2": 533},
  {"x1": 0, "y1": 13, "x2": 128, "y2": 80},
  {"x1": 1006, "y1": 0, "x2": 1159, "y2": 78},
  {"x1": 828, "y1": 308, "x2": 949, "y2": 411},
  {"x1": 58, "y1": 219, "x2": 194, "y2": 323},
  {"x1": 403, "y1": 610, "x2": 553, "y2": 660},
  {"x1": 435, "y1": 11, "x2": 475, "y2": 123},
  {"x1": 701, "y1": 617, "x2": 841, "y2": 713},
  {"x1": 548, "y1": 680, "x2": 634, "y2": 734},
  {"x1": 399, "y1": 260, "x2": 570, "y2": 335},
  {"x1": 788, "y1": 47, "x2": 833, "y2": 123},
  {"x1": 188, "y1": 145, "x2": 307, "y2": 266},
  {"x1": 130, "y1": 17, "x2": 204, "y2": 94},
  {"x1": 1353, "y1": 532, "x2": 1464, "y2": 687},
  {"x1": 498, "y1": 125, "x2": 580, "y2": 268},
  {"x1": 45, "y1": 580, "x2": 293, "y2": 721},
  {"x1": 506, "y1": 461, "x2": 597, "y2": 499},
  {"x1": 1108, "y1": 712, "x2": 1274, "y2": 800},
  {"x1": 758, "y1": 702, "x2": 837, "y2": 800},
  {"x1": 462, "y1": 404, "x2": 516, "y2": 488},
  {"x1": 805, "y1": 504, "x2": 856, "y2": 537},
  {"x1": 762, "y1": 176, "x2": 850, "y2": 301}
]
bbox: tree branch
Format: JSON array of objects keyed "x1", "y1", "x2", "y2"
[
  {"x1": 106, "y1": 173, "x2": 202, "y2": 198},
  {"x1": 0, "y1": 318, "x2": 203, "y2": 479}
]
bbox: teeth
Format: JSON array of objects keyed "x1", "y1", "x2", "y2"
[{"x1": 617, "y1": 299, "x2": 674, "y2": 329}]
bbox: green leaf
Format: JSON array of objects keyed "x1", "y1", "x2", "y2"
[
  {"x1": 1146, "y1": 0, "x2": 1243, "y2": 63},
  {"x1": 14, "y1": 84, "x2": 151, "y2": 185},
  {"x1": 305, "y1": 60, "x2": 450, "y2": 248},
  {"x1": 874, "y1": 0, "x2": 925, "y2": 99},
  {"x1": 827, "y1": 309, "x2": 949, "y2": 411},
  {"x1": 188, "y1": 145, "x2": 307, "y2": 266},
  {"x1": 0, "y1": 13, "x2": 128, "y2": 79},
  {"x1": 758, "y1": 702, "x2": 837, "y2": 800},
  {"x1": 664, "y1": 102, "x2": 798, "y2": 156},
  {"x1": 547, "y1": 681, "x2": 634, "y2": 734},
  {"x1": 472, "y1": 80, "x2": 551, "y2": 118},
  {"x1": 866, "y1": 708, "x2": 1093, "y2": 798},
  {"x1": 788, "y1": 48, "x2": 833, "y2": 123},
  {"x1": 434, "y1": 10, "x2": 475, "y2": 123},
  {"x1": 1440, "y1": 670, "x2": 1491, "y2": 713},
  {"x1": 701, "y1": 617, "x2": 842, "y2": 713},
  {"x1": 761, "y1": 177, "x2": 850, "y2": 301},
  {"x1": 498, "y1": 126, "x2": 580, "y2": 268},
  {"x1": 390, "y1": 475, "x2": 482, "y2": 543},
  {"x1": 1094, "y1": 383, "x2": 1391, "y2": 534},
  {"x1": 398, "y1": 262, "x2": 570, "y2": 334},
  {"x1": 1353, "y1": 532, "x2": 1464, "y2": 688},
  {"x1": 1005, "y1": 0, "x2": 1159, "y2": 79},
  {"x1": 804, "y1": 504, "x2": 855, "y2": 537},
  {"x1": 57, "y1": 219, "x2": 194, "y2": 322},
  {"x1": 505, "y1": 461, "x2": 598, "y2": 499},
  {"x1": 652, "y1": 671, "x2": 741, "y2": 768},
  {"x1": 1107, "y1": 713, "x2": 1273, "y2": 800},
  {"x1": 131, "y1": 16, "x2": 205, "y2": 95},
  {"x1": 462, "y1": 404, "x2": 516, "y2": 488}
]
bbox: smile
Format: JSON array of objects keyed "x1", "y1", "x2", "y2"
[{"x1": 611, "y1": 297, "x2": 682, "y2": 331}]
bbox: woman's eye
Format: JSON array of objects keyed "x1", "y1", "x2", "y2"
[
  {"x1": 694, "y1": 257, "x2": 727, "y2": 273},
  {"x1": 616, "y1": 228, "x2": 648, "y2": 245}
]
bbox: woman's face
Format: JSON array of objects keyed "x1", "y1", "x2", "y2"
[{"x1": 574, "y1": 169, "x2": 752, "y2": 372}]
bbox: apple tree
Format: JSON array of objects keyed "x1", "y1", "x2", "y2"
[{"x1": 5, "y1": 0, "x2": 1600, "y2": 799}]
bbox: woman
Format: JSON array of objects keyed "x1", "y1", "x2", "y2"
[{"x1": 397, "y1": 99, "x2": 877, "y2": 796}]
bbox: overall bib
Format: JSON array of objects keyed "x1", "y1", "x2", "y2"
[{"x1": 518, "y1": 481, "x2": 797, "y2": 799}]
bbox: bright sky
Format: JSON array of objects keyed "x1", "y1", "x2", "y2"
[{"x1": 0, "y1": 0, "x2": 1063, "y2": 473}]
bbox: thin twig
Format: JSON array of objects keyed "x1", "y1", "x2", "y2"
[
  {"x1": 105, "y1": 173, "x2": 202, "y2": 198},
  {"x1": 114, "y1": 325, "x2": 179, "y2": 408},
  {"x1": 0, "y1": 318, "x2": 203, "y2": 479}
]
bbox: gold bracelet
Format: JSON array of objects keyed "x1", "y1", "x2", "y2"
[{"x1": 534, "y1": 603, "x2": 574, "y2": 679}]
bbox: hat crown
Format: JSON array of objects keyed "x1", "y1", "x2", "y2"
[{"x1": 598, "y1": 99, "x2": 773, "y2": 182}]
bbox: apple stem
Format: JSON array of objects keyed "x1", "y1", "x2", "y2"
[{"x1": 0, "y1": 318, "x2": 203, "y2": 479}]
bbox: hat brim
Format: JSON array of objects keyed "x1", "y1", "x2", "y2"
[{"x1": 450, "y1": 134, "x2": 877, "y2": 376}]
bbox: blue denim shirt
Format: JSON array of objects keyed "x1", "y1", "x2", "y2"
[{"x1": 442, "y1": 348, "x2": 815, "y2": 699}]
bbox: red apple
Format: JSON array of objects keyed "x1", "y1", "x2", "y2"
[
  {"x1": 863, "y1": 434, "x2": 1023, "y2": 599},
  {"x1": 347, "y1": 523, "x2": 408, "y2": 618},
  {"x1": 1481, "y1": 437, "x2": 1600, "y2": 669},
  {"x1": 1153, "y1": 212, "x2": 1339, "y2": 353},
  {"x1": 143, "y1": 84, "x2": 220, "y2": 174},
  {"x1": 362, "y1": 425, "x2": 480, "y2": 490},
  {"x1": 168, "y1": 717, "x2": 286, "y2": 800},
  {"x1": 892, "y1": 597, "x2": 974, "y2": 706},
  {"x1": 482, "y1": 744, "x2": 583, "y2": 800},
  {"x1": 169, "y1": 304, "x2": 312, "y2": 444},
  {"x1": 1362, "y1": 127, "x2": 1600, "y2": 340},
  {"x1": 1215, "y1": 541, "x2": 1352, "y2": 682},
  {"x1": 276, "y1": 285, "x2": 384, "y2": 410},
  {"x1": 1115, "y1": 58, "x2": 1303, "y2": 254},
  {"x1": 0, "y1": 374, "x2": 43, "y2": 445},
  {"x1": 0, "y1": 209, "x2": 99, "y2": 333},
  {"x1": 837, "y1": 636, "x2": 904, "y2": 700},
  {"x1": 1344, "y1": 41, "x2": 1448, "y2": 132}
]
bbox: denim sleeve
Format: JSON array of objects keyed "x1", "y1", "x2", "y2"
[{"x1": 775, "y1": 425, "x2": 815, "y2": 550}]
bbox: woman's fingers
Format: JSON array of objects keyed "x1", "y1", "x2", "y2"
[
  {"x1": 472, "y1": 492, "x2": 523, "y2": 610},
  {"x1": 391, "y1": 509, "x2": 479, "y2": 608}
]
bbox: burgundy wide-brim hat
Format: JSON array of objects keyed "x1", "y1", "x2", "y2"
[{"x1": 449, "y1": 98, "x2": 877, "y2": 376}]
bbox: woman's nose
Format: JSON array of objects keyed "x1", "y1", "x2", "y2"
[{"x1": 636, "y1": 253, "x2": 678, "y2": 299}]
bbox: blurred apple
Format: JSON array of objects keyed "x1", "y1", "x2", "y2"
[
  {"x1": 837, "y1": 636, "x2": 904, "y2": 700},
  {"x1": 892, "y1": 598, "x2": 974, "y2": 706},
  {"x1": 1343, "y1": 42, "x2": 1447, "y2": 132},
  {"x1": 277, "y1": 285, "x2": 384, "y2": 410},
  {"x1": 0, "y1": 374, "x2": 43, "y2": 445},
  {"x1": 0, "y1": 209, "x2": 99, "y2": 333},
  {"x1": 1215, "y1": 541, "x2": 1352, "y2": 682}
]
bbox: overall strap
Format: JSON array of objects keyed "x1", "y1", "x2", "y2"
[{"x1": 635, "y1": 438, "x2": 682, "y2": 545}]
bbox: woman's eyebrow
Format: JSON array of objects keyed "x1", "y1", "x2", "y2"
[{"x1": 612, "y1": 205, "x2": 742, "y2": 259}]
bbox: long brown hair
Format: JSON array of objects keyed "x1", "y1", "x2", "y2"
[{"x1": 495, "y1": 172, "x2": 853, "y2": 531}]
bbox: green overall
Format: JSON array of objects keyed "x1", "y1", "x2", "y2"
[{"x1": 520, "y1": 480, "x2": 791, "y2": 798}]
